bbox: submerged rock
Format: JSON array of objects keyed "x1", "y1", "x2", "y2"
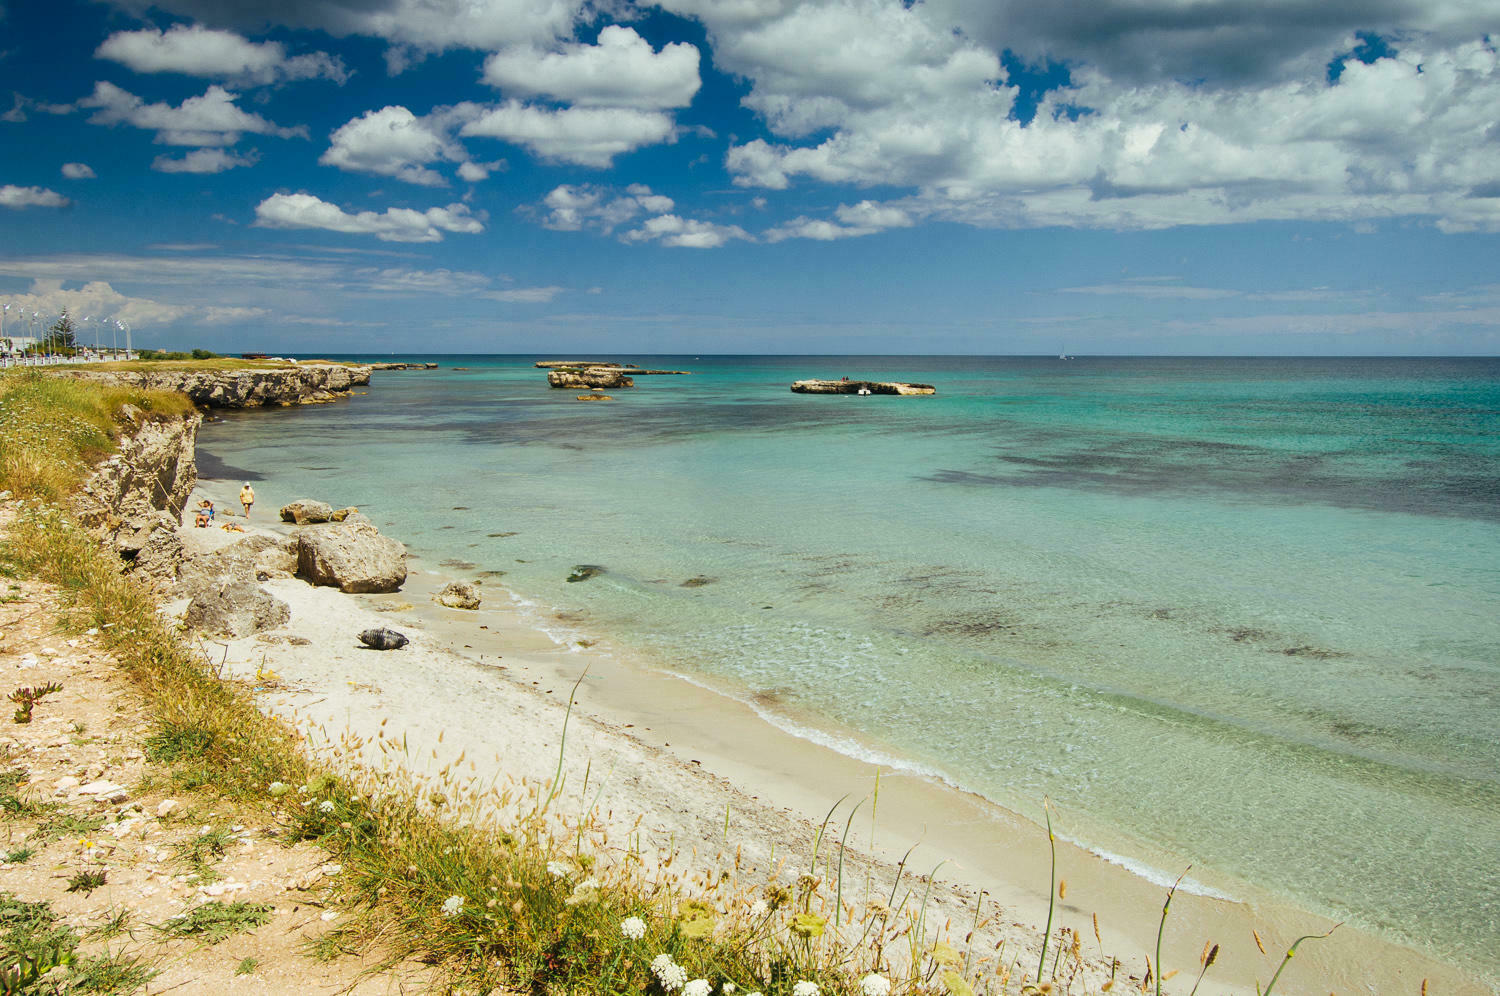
[
  {"x1": 680, "y1": 576, "x2": 717, "y2": 588},
  {"x1": 359, "y1": 627, "x2": 409, "y2": 650},
  {"x1": 436, "y1": 581, "x2": 482, "y2": 610},
  {"x1": 790, "y1": 379, "x2": 936, "y2": 396},
  {"x1": 566, "y1": 565, "x2": 606, "y2": 583}
]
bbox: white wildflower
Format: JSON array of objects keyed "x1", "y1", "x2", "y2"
[
  {"x1": 620, "y1": 915, "x2": 646, "y2": 940},
  {"x1": 723, "y1": 985, "x2": 736, "y2": 994},
  {"x1": 318, "y1": 799, "x2": 335, "y2": 813},
  {"x1": 650, "y1": 954, "x2": 687, "y2": 991},
  {"x1": 793, "y1": 983, "x2": 820, "y2": 996},
  {"x1": 545, "y1": 860, "x2": 569, "y2": 878},
  {"x1": 860, "y1": 975, "x2": 892, "y2": 996},
  {"x1": 748, "y1": 899, "x2": 768, "y2": 917},
  {"x1": 682, "y1": 981, "x2": 711, "y2": 996},
  {"x1": 441, "y1": 895, "x2": 464, "y2": 918}
]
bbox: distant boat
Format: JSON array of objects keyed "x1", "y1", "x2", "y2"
[{"x1": 1058, "y1": 346, "x2": 1073, "y2": 360}]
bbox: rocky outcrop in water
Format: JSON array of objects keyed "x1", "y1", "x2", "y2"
[
  {"x1": 57, "y1": 363, "x2": 371, "y2": 408},
  {"x1": 548, "y1": 368, "x2": 635, "y2": 389},
  {"x1": 296, "y1": 520, "x2": 408, "y2": 593},
  {"x1": 790, "y1": 379, "x2": 936, "y2": 396}
]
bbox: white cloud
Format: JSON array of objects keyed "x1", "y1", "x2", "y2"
[
  {"x1": 460, "y1": 101, "x2": 675, "y2": 167},
  {"x1": 321, "y1": 105, "x2": 465, "y2": 185},
  {"x1": 60, "y1": 162, "x2": 96, "y2": 179},
  {"x1": 3, "y1": 279, "x2": 190, "y2": 328},
  {"x1": 253, "y1": 192, "x2": 485, "y2": 242},
  {"x1": 0, "y1": 185, "x2": 69, "y2": 208},
  {"x1": 96, "y1": 24, "x2": 347, "y2": 85},
  {"x1": 1059, "y1": 282, "x2": 1243, "y2": 300},
  {"x1": 538, "y1": 183, "x2": 675, "y2": 232},
  {"x1": 200, "y1": 305, "x2": 270, "y2": 322},
  {"x1": 482, "y1": 25, "x2": 700, "y2": 109},
  {"x1": 81, "y1": 80, "x2": 305, "y2": 146},
  {"x1": 112, "y1": 0, "x2": 587, "y2": 67},
  {"x1": 152, "y1": 148, "x2": 258, "y2": 173},
  {"x1": 764, "y1": 217, "x2": 871, "y2": 242},
  {"x1": 480, "y1": 286, "x2": 565, "y2": 302},
  {"x1": 457, "y1": 160, "x2": 502, "y2": 182},
  {"x1": 621, "y1": 214, "x2": 751, "y2": 249}
]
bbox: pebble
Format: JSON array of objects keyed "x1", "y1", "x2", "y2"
[{"x1": 156, "y1": 799, "x2": 179, "y2": 818}]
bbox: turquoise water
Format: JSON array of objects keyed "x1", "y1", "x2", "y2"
[{"x1": 199, "y1": 356, "x2": 1500, "y2": 974}]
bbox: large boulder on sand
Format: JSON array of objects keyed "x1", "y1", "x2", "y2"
[
  {"x1": 183, "y1": 580, "x2": 291, "y2": 637},
  {"x1": 296, "y1": 521, "x2": 407, "y2": 593},
  {"x1": 436, "y1": 581, "x2": 481, "y2": 610},
  {"x1": 280, "y1": 499, "x2": 333, "y2": 524},
  {"x1": 176, "y1": 533, "x2": 298, "y2": 594}
]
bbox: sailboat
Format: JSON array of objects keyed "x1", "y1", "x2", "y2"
[{"x1": 1059, "y1": 345, "x2": 1073, "y2": 360}]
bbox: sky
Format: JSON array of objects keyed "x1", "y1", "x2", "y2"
[{"x1": 1, "y1": 0, "x2": 1498, "y2": 355}]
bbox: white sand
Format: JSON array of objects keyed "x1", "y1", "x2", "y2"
[{"x1": 177, "y1": 483, "x2": 1490, "y2": 995}]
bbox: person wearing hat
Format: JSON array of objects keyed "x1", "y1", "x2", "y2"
[{"x1": 239, "y1": 483, "x2": 255, "y2": 518}]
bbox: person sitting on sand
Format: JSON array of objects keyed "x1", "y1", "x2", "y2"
[{"x1": 239, "y1": 483, "x2": 255, "y2": 517}]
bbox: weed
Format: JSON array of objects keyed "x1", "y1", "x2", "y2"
[
  {"x1": 32, "y1": 812, "x2": 105, "y2": 845},
  {"x1": 0, "y1": 769, "x2": 46, "y2": 818},
  {"x1": 84, "y1": 907, "x2": 130, "y2": 941},
  {"x1": 66, "y1": 869, "x2": 108, "y2": 895},
  {"x1": 7, "y1": 682, "x2": 62, "y2": 724},
  {"x1": 152, "y1": 902, "x2": 273, "y2": 945},
  {"x1": 234, "y1": 956, "x2": 258, "y2": 976},
  {"x1": 178, "y1": 824, "x2": 235, "y2": 881},
  {"x1": 305, "y1": 924, "x2": 360, "y2": 962},
  {"x1": 143, "y1": 722, "x2": 215, "y2": 764},
  {"x1": 0, "y1": 848, "x2": 33, "y2": 865}
]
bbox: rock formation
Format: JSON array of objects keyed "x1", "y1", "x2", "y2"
[
  {"x1": 548, "y1": 368, "x2": 635, "y2": 389},
  {"x1": 183, "y1": 579, "x2": 291, "y2": 637},
  {"x1": 436, "y1": 581, "x2": 482, "y2": 609},
  {"x1": 73, "y1": 407, "x2": 200, "y2": 529},
  {"x1": 790, "y1": 380, "x2": 936, "y2": 396},
  {"x1": 296, "y1": 520, "x2": 408, "y2": 593},
  {"x1": 280, "y1": 499, "x2": 334, "y2": 524},
  {"x1": 56, "y1": 363, "x2": 371, "y2": 408}
]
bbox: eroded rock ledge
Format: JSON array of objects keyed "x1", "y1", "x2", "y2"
[
  {"x1": 790, "y1": 379, "x2": 936, "y2": 395},
  {"x1": 56, "y1": 362, "x2": 372, "y2": 408}
]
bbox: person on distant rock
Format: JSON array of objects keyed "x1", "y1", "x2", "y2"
[{"x1": 239, "y1": 483, "x2": 255, "y2": 517}]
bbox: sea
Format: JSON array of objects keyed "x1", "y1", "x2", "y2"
[{"x1": 196, "y1": 355, "x2": 1500, "y2": 978}]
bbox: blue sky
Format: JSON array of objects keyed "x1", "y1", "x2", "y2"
[{"x1": 1, "y1": 0, "x2": 1497, "y2": 355}]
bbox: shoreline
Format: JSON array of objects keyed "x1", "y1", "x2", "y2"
[{"x1": 185, "y1": 466, "x2": 1494, "y2": 995}]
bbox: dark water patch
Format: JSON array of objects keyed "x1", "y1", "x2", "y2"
[
  {"x1": 488, "y1": 531, "x2": 518, "y2": 538},
  {"x1": 921, "y1": 612, "x2": 1022, "y2": 638},
  {"x1": 196, "y1": 449, "x2": 263, "y2": 481},
  {"x1": 1283, "y1": 645, "x2": 1348, "y2": 660},
  {"x1": 680, "y1": 576, "x2": 717, "y2": 587},
  {"x1": 440, "y1": 559, "x2": 478, "y2": 570}
]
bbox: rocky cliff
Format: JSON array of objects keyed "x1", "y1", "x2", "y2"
[
  {"x1": 73, "y1": 407, "x2": 200, "y2": 528},
  {"x1": 56, "y1": 362, "x2": 372, "y2": 408}
]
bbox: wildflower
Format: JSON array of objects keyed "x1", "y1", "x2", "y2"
[
  {"x1": 683, "y1": 981, "x2": 711, "y2": 996},
  {"x1": 546, "y1": 860, "x2": 569, "y2": 878},
  {"x1": 620, "y1": 915, "x2": 646, "y2": 940},
  {"x1": 650, "y1": 954, "x2": 687, "y2": 992},
  {"x1": 748, "y1": 899, "x2": 768, "y2": 917},
  {"x1": 793, "y1": 983, "x2": 820, "y2": 996},
  {"x1": 268, "y1": 782, "x2": 289, "y2": 797},
  {"x1": 441, "y1": 895, "x2": 464, "y2": 918},
  {"x1": 318, "y1": 800, "x2": 335, "y2": 813},
  {"x1": 860, "y1": 975, "x2": 892, "y2": 996},
  {"x1": 723, "y1": 985, "x2": 736, "y2": 994}
]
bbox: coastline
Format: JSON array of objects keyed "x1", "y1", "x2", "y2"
[{"x1": 185, "y1": 463, "x2": 1494, "y2": 995}]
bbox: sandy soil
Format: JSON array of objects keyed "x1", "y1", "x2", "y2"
[{"x1": 176, "y1": 481, "x2": 1494, "y2": 996}]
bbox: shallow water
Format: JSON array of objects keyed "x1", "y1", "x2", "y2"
[{"x1": 200, "y1": 355, "x2": 1500, "y2": 976}]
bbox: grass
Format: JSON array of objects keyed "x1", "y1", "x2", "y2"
[
  {"x1": 0, "y1": 370, "x2": 1346, "y2": 996},
  {"x1": 151, "y1": 902, "x2": 273, "y2": 945},
  {"x1": 0, "y1": 892, "x2": 155, "y2": 994},
  {"x1": 66, "y1": 870, "x2": 108, "y2": 895}
]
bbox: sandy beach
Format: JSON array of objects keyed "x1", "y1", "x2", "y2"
[{"x1": 177, "y1": 467, "x2": 1493, "y2": 996}]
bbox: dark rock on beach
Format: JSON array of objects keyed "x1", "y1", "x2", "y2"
[
  {"x1": 359, "y1": 627, "x2": 409, "y2": 650},
  {"x1": 566, "y1": 565, "x2": 605, "y2": 583}
]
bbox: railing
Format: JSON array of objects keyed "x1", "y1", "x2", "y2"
[{"x1": 0, "y1": 352, "x2": 137, "y2": 369}]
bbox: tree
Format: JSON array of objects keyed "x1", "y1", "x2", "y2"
[{"x1": 43, "y1": 310, "x2": 77, "y2": 352}]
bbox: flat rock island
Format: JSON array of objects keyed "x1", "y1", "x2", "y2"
[{"x1": 791, "y1": 378, "x2": 936, "y2": 395}]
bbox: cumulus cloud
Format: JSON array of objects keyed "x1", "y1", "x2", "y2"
[
  {"x1": 96, "y1": 24, "x2": 347, "y2": 85},
  {"x1": 461, "y1": 101, "x2": 675, "y2": 167},
  {"x1": 60, "y1": 162, "x2": 96, "y2": 179},
  {"x1": 80, "y1": 80, "x2": 305, "y2": 145},
  {"x1": 253, "y1": 192, "x2": 485, "y2": 242},
  {"x1": 480, "y1": 285, "x2": 565, "y2": 302},
  {"x1": 482, "y1": 25, "x2": 700, "y2": 109},
  {"x1": 538, "y1": 183, "x2": 675, "y2": 232},
  {"x1": 621, "y1": 214, "x2": 751, "y2": 249},
  {"x1": 320, "y1": 105, "x2": 471, "y2": 185},
  {"x1": 3, "y1": 278, "x2": 190, "y2": 328},
  {"x1": 0, "y1": 185, "x2": 69, "y2": 208},
  {"x1": 101, "y1": 0, "x2": 586, "y2": 67},
  {"x1": 152, "y1": 147, "x2": 258, "y2": 173},
  {"x1": 200, "y1": 305, "x2": 270, "y2": 322}
]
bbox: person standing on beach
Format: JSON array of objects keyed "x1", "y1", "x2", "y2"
[{"x1": 239, "y1": 483, "x2": 255, "y2": 517}]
